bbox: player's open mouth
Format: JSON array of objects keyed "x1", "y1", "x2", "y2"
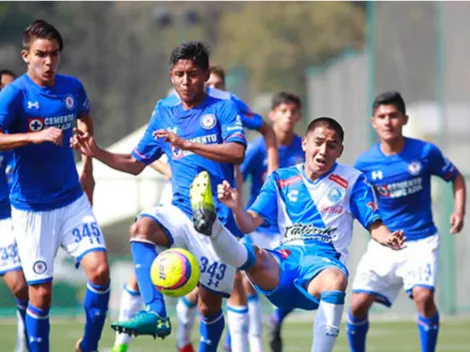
[{"x1": 315, "y1": 158, "x2": 326, "y2": 166}]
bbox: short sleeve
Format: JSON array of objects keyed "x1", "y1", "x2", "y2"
[
  {"x1": 131, "y1": 109, "x2": 164, "y2": 165},
  {"x1": 0, "y1": 84, "x2": 21, "y2": 132},
  {"x1": 248, "y1": 173, "x2": 278, "y2": 226},
  {"x1": 77, "y1": 81, "x2": 91, "y2": 118},
  {"x1": 219, "y1": 100, "x2": 247, "y2": 147},
  {"x1": 427, "y1": 143, "x2": 459, "y2": 182},
  {"x1": 349, "y1": 174, "x2": 382, "y2": 230},
  {"x1": 230, "y1": 94, "x2": 263, "y2": 130}
]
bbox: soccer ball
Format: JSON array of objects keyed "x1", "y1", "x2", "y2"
[{"x1": 150, "y1": 248, "x2": 200, "y2": 297}]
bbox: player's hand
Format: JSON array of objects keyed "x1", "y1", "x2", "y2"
[
  {"x1": 217, "y1": 180, "x2": 242, "y2": 210},
  {"x1": 153, "y1": 130, "x2": 190, "y2": 150},
  {"x1": 80, "y1": 171, "x2": 95, "y2": 206},
  {"x1": 450, "y1": 212, "x2": 464, "y2": 234},
  {"x1": 31, "y1": 127, "x2": 63, "y2": 146},
  {"x1": 383, "y1": 230, "x2": 406, "y2": 250},
  {"x1": 70, "y1": 128, "x2": 98, "y2": 157}
]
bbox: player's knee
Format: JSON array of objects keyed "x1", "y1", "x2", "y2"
[
  {"x1": 413, "y1": 287, "x2": 435, "y2": 312},
  {"x1": 10, "y1": 278, "x2": 28, "y2": 300},
  {"x1": 129, "y1": 221, "x2": 146, "y2": 240},
  {"x1": 324, "y1": 268, "x2": 348, "y2": 291},
  {"x1": 29, "y1": 284, "x2": 52, "y2": 309},
  {"x1": 350, "y1": 293, "x2": 374, "y2": 318},
  {"x1": 198, "y1": 299, "x2": 221, "y2": 318},
  {"x1": 87, "y1": 260, "x2": 110, "y2": 284}
]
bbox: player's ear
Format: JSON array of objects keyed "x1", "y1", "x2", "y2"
[
  {"x1": 21, "y1": 49, "x2": 29, "y2": 64},
  {"x1": 337, "y1": 144, "x2": 344, "y2": 158},
  {"x1": 403, "y1": 114, "x2": 409, "y2": 126},
  {"x1": 370, "y1": 116, "x2": 377, "y2": 130},
  {"x1": 203, "y1": 69, "x2": 210, "y2": 82},
  {"x1": 301, "y1": 136, "x2": 307, "y2": 152}
]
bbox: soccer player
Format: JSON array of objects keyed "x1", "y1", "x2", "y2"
[
  {"x1": 72, "y1": 41, "x2": 248, "y2": 352},
  {"x1": 189, "y1": 117, "x2": 406, "y2": 352},
  {"x1": 346, "y1": 91, "x2": 466, "y2": 352},
  {"x1": 233, "y1": 91, "x2": 304, "y2": 352},
  {"x1": 0, "y1": 20, "x2": 110, "y2": 352},
  {"x1": 0, "y1": 69, "x2": 16, "y2": 90},
  {"x1": 110, "y1": 64, "x2": 278, "y2": 352}
]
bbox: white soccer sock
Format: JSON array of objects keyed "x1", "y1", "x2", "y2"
[
  {"x1": 114, "y1": 285, "x2": 143, "y2": 346},
  {"x1": 311, "y1": 291, "x2": 345, "y2": 352},
  {"x1": 14, "y1": 310, "x2": 27, "y2": 352},
  {"x1": 176, "y1": 297, "x2": 198, "y2": 348},
  {"x1": 227, "y1": 305, "x2": 250, "y2": 352},
  {"x1": 211, "y1": 221, "x2": 251, "y2": 268},
  {"x1": 248, "y1": 294, "x2": 264, "y2": 352}
]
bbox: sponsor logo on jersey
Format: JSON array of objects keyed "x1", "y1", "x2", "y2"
[
  {"x1": 27, "y1": 101, "x2": 39, "y2": 109},
  {"x1": 287, "y1": 189, "x2": 299, "y2": 202},
  {"x1": 200, "y1": 114, "x2": 217, "y2": 130},
  {"x1": 371, "y1": 170, "x2": 383, "y2": 180},
  {"x1": 320, "y1": 205, "x2": 344, "y2": 214},
  {"x1": 328, "y1": 174, "x2": 348, "y2": 188},
  {"x1": 171, "y1": 133, "x2": 219, "y2": 159},
  {"x1": 408, "y1": 161, "x2": 422, "y2": 176},
  {"x1": 283, "y1": 224, "x2": 336, "y2": 244},
  {"x1": 278, "y1": 174, "x2": 302, "y2": 188},
  {"x1": 64, "y1": 95, "x2": 75, "y2": 110},
  {"x1": 28, "y1": 118, "x2": 44, "y2": 132},
  {"x1": 375, "y1": 177, "x2": 423, "y2": 198},
  {"x1": 328, "y1": 187, "x2": 344, "y2": 203}
]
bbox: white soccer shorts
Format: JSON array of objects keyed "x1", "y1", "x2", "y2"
[
  {"x1": 352, "y1": 233, "x2": 439, "y2": 306},
  {"x1": 158, "y1": 181, "x2": 173, "y2": 206},
  {"x1": 137, "y1": 203, "x2": 237, "y2": 297},
  {"x1": 12, "y1": 194, "x2": 106, "y2": 284},
  {"x1": 249, "y1": 231, "x2": 282, "y2": 251},
  {"x1": 0, "y1": 218, "x2": 22, "y2": 275}
]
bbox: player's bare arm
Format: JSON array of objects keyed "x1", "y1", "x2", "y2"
[
  {"x1": 257, "y1": 122, "x2": 279, "y2": 174},
  {"x1": 369, "y1": 220, "x2": 406, "y2": 250},
  {"x1": 77, "y1": 116, "x2": 95, "y2": 204},
  {"x1": 450, "y1": 172, "x2": 466, "y2": 234},
  {"x1": 0, "y1": 127, "x2": 63, "y2": 150},
  {"x1": 71, "y1": 128, "x2": 145, "y2": 175},
  {"x1": 217, "y1": 180, "x2": 264, "y2": 233},
  {"x1": 150, "y1": 159, "x2": 172, "y2": 179},
  {"x1": 154, "y1": 129, "x2": 245, "y2": 164}
]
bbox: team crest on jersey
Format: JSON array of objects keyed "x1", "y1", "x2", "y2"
[
  {"x1": 327, "y1": 187, "x2": 344, "y2": 203},
  {"x1": 28, "y1": 118, "x2": 44, "y2": 132},
  {"x1": 33, "y1": 260, "x2": 47, "y2": 275},
  {"x1": 376, "y1": 185, "x2": 390, "y2": 197},
  {"x1": 408, "y1": 161, "x2": 422, "y2": 176},
  {"x1": 63, "y1": 95, "x2": 75, "y2": 110},
  {"x1": 200, "y1": 114, "x2": 217, "y2": 130}
]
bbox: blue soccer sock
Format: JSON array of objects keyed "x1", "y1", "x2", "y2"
[
  {"x1": 26, "y1": 304, "x2": 49, "y2": 352},
  {"x1": 418, "y1": 312, "x2": 439, "y2": 352},
  {"x1": 346, "y1": 309, "x2": 369, "y2": 352},
  {"x1": 80, "y1": 281, "x2": 110, "y2": 352},
  {"x1": 130, "y1": 241, "x2": 166, "y2": 317},
  {"x1": 224, "y1": 329, "x2": 231, "y2": 350},
  {"x1": 199, "y1": 310, "x2": 225, "y2": 352},
  {"x1": 272, "y1": 306, "x2": 293, "y2": 325}
]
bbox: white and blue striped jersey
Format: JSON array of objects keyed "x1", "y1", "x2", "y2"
[{"x1": 249, "y1": 163, "x2": 381, "y2": 263}]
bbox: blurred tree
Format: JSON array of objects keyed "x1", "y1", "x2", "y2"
[{"x1": 214, "y1": 2, "x2": 365, "y2": 99}]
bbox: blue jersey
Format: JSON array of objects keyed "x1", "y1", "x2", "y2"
[
  {"x1": 0, "y1": 151, "x2": 12, "y2": 219},
  {"x1": 242, "y1": 135, "x2": 304, "y2": 234},
  {"x1": 249, "y1": 163, "x2": 381, "y2": 262},
  {"x1": 132, "y1": 95, "x2": 247, "y2": 237},
  {"x1": 159, "y1": 87, "x2": 263, "y2": 130},
  {"x1": 0, "y1": 74, "x2": 90, "y2": 211},
  {"x1": 355, "y1": 138, "x2": 458, "y2": 241}
]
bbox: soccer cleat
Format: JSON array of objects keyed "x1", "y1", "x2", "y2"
[
  {"x1": 74, "y1": 338, "x2": 99, "y2": 352},
  {"x1": 110, "y1": 310, "x2": 171, "y2": 339},
  {"x1": 110, "y1": 344, "x2": 128, "y2": 352},
  {"x1": 268, "y1": 316, "x2": 283, "y2": 352},
  {"x1": 190, "y1": 171, "x2": 216, "y2": 236},
  {"x1": 177, "y1": 343, "x2": 195, "y2": 352}
]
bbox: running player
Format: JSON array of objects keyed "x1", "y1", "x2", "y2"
[
  {"x1": 0, "y1": 20, "x2": 110, "y2": 352},
  {"x1": 189, "y1": 117, "x2": 406, "y2": 352},
  {"x1": 72, "y1": 41, "x2": 248, "y2": 352},
  {"x1": 346, "y1": 91, "x2": 466, "y2": 352}
]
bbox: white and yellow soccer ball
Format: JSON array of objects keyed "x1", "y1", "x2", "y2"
[{"x1": 150, "y1": 248, "x2": 200, "y2": 297}]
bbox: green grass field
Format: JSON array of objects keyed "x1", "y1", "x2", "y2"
[{"x1": 1, "y1": 315, "x2": 469, "y2": 351}]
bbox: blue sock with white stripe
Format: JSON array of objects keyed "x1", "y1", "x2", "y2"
[
  {"x1": 131, "y1": 241, "x2": 167, "y2": 316},
  {"x1": 346, "y1": 310, "x2": 369, "y2": 352},
  {"x1": 80, "y1": 281, "x2": 110, "y2": 352},
  {"x1": 418, "y1": 313, "x2": 439, "y2": 352},
  {"x1": 199, "y1": 310, "x2": 225, "y2": 352},
  {"x1": 26, "y1": 304, "x2": 49, "y2": 352}
]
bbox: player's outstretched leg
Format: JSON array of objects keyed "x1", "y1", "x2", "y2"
[
  {"x1": 346, "y1": 293, "x2": 375, "y2": 352},
  {"x1": 111, "y1": 274, "x2": 143, "y2": 352},
  {"x1": 76, "y1": 251, "x2": 111, "y2": 352},
  {"x1": 3, "y1": 269, "x2": 30, "y2": 352},
  {"x1": 110, "y1": 218, "x2": 171, "y2": 339},
  {"x1": 176, "y1": 288, "x2": 198, "y2": 352},
  {"x1": 412, "y1": 287, "x2": 439, "y2": 352}
]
